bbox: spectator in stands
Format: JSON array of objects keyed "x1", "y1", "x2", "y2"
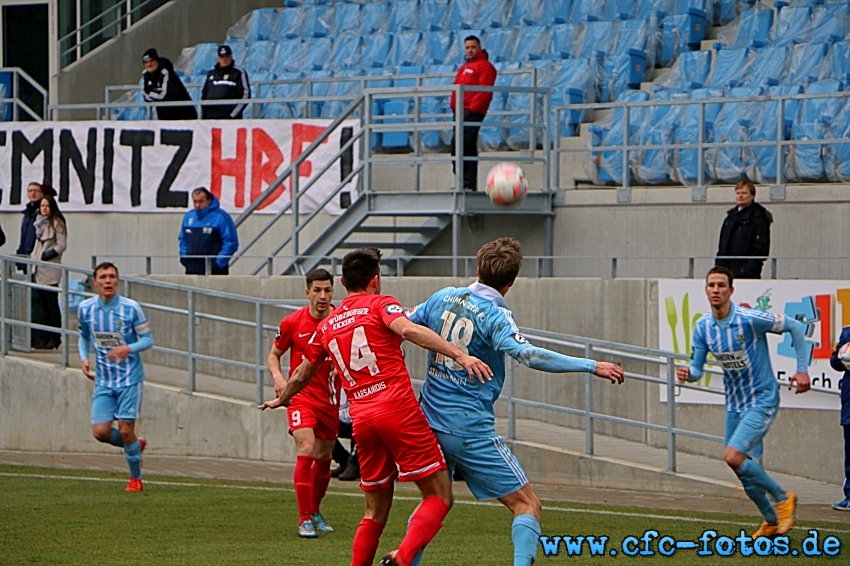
[
  {"x1": 716, "y1": 180, "x2": 772, "y2": 279},
  {"x1": 179, "y1": 188, "x2": 238, "y2": 275},
  {"x1": 200, "y1": 45, "x2": 251, "y2": 119},
  {"x1": 16, "y1": 182, "x2": 42, "y2": 271},
  {"x1": 30, "y1": 196, "x2": 66, "y2": 350},
  {"x1": 141, "y1": 48, "x2": 197, "y2": 121},
  {"x1": 450, "y1": 35, "x2": 497, "y2": 191}
]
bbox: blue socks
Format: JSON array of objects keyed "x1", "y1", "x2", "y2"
[
  {"x1": 107, "y1": 428, "x2": 124, "y2": 447},
  {"x1": 125, "y1": 440, "x2": 142, "y2": 479},
  {"x1": 512, "y1": 514, "x2": 541, "y2": 566},
  {"x1": 736, "y1": 459, "x2": 785, "y2": 524}
]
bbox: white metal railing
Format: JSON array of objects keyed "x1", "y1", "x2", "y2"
[{"x1": 0, "y1": 67, "x2": 48, "y2": 121}]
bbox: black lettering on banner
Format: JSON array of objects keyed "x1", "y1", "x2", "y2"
[
  {"x1": 11, "y1": 129, "x2": 53, "y2": 205},
  {"x1": 0, "y1": 132, "x2": 6, "y2": 146},
  {"x1": 119, "y1": 130, "x2": 154, "y2": 207},
  {"x1": 156, "y1": 130, "x2": 192, "y2": 208},
  {"x1": 339, "y1": 126, "x2": 353, "y2": 208},
  {"x1": 102, "y1": 128, "x2": 114, "y2": 204},
  {"x1": 59, "y1": 128, "x2": 97, "y2": 203}
]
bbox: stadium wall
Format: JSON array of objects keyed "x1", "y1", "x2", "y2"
[{"x1": 53, "y1": 0, "x2": 281, "y2": 106}]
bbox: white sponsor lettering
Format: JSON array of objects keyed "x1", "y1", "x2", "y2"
[
  {"x1": 94, "y1": 331, "x2": 126, "y2": 349},
  {"x1": 352, "y1": 381, "x2": 387, "y2": 400},
  {"x1": 441, "y1": 295, "x2": 480, "y2": 314}
]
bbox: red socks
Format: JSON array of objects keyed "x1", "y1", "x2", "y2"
[
  {"x1": 311, "y1": 458, "x2": 332, "y2": 513},
  {"x1": 294, "y1": 455, "x2": 316, "y2": 523},
  {"x1": 352, "y1": 518, "x2": 385, "y2": 566},
  {"x1": 397, "y1": 496, "x2": 450, "y2": 565}
]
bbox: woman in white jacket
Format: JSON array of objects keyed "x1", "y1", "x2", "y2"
[{"x1": 30, "y1": 196, "x2": 66, "y2": 349}]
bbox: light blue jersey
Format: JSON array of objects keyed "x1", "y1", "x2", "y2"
[
  {"x1": 688, "y1": 303, "x2": 809, "y2": 412},
  {"x1": 407, "y1": 282, "x2": 596, "y2": 437},
  {"x1": 78, "y1": 294, "x2": 153, "y2": 388}
]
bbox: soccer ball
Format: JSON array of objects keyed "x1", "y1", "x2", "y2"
[
  {"x1": 485, "y1": 162, "x2": 527, "y2": 206},
  {"x1": 839, "y1": 343, "x2": 850, "y2": 370}
]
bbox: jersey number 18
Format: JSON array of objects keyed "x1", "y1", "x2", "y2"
[{"x1": 435, "y1": 310, "x2": 474, "y2": 370}]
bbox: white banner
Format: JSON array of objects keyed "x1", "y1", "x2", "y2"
[
  {"x1": 0, "y1": 119, "x2": 359, "y2": 215},
  {"x1": 659, "y1": 279, "x2": 844, "y2": 411}
]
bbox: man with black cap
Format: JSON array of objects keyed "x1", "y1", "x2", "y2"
[
  {"x1": 200, "y1": 45, "x2": 251, "y2": 119},
  {"x1": 141, "y1": 48, "x2": 197, "y2": 120}
]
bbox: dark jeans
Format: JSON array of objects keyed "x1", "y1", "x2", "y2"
[
  {"x1": 31, "y1": 285, "x2": 61, "y2": 348},
  {"x1": 844, "y1": 425, "x2": 850, "y2": 499},
  {"x1": 332, "y1": 420, "x2": 355, "y2": 466},
  {"x1": 450, "y1": 109, "x2": 486, "y2": 191}
]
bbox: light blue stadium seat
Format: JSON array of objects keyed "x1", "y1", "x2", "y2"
[
  {"x1": 245, "y1": 40, "x2": 278, "y2": 75},
  {"x1": 549, "y1": 24, "x2": 584, "y2": 59},
  {"x1": 573, "y1": 0, "x2": 608, "y2": 22},
  {"x1": 334, "y1": 2, "x2": 363, "y2": 36},
  {"x1": 676, "y1": 0, "x2": 719, "y2": 26},
  {"x1": 579, "y1": 21, "x2": 618, "y2": 58},
  {"x1": 635, "y1": 0, "x2": 668, "y2": 21},
  {"x1": 808, "y1": 2, "x2": 850, "y2": 44},
  {"x1": 786, "y1": 42, "x2": 827, "y2": 85},
  {"x1": 478, "y1": 64, "x2": 514, "y2": 151},
  {"x1": 482, "y1": 28, "x2": 518, "y2": 63},
  {"x1": 276, "y1": 7, "x2": 307, "y2": 40},
  {"x1": 723, "y1": 1, "x2": 773, "y2": 48},
  {"x1": 773, "y1": 5, "x2": 812, "y2": 46},
  {"x1": 422, "y1": 0, "x2": 451, "y2": 31},
  {"x1": 590, "y1": 89, "x2": 650, "y2": 184},
  {"x1": 449, "y1": 0, "x2": 477, "y2": 29},
  {"x1": 421, "y1": 64, "x2": 455, "y2": 150},
  {"x1": 273, "y1": 39, "x2": 305, "y2": 74},
  {"x1": 745, "y1": 84, "x2": 803, "y2": 183},
  {"x1": 514, "y1": 26, "x2": 552, "y2": 61},
  {"x1": 708, "y1": 47, "x2": 750, "y2": 88},
  {"x1": 240, "y1": 8, "x2": 280, "y2": 41},
  {"x1": 425, "y1": 31, "x2": 454, "y2": 64},
  {"x1": 671, "y1": 87, "x2": 726, "y2": 184},
  {"x1": 546, "y1": 57, "x2": 599, "y2": 137},
  {"x1": 475, "y1": 0, "x2": 510, "y2": 28},
  {"x1": 634, "y1": 90, "x2": 689, "y2": 184},
  {"x1": 0, "y1": 81, "x2": 6, "y2": 122},
  {"x1": 797, "y1": 78, "x2": 844, "y2": 127},
  {"x1": 366, "y1": 68, "x2": 395, "y2": 88},
  {"x1": 606, "y1": 0, "x2": 639, "y2": 20},
  {"x1": 363, "y1": 34, "x2": 394, "y2": 68},
  {"x1": 261, "y1": 73, "x2": 307, "y2": 119},
  {"x1": 786, "y1": 80, "x2": 842, "y2": 181},
  {"x1": 390, "y1": 0, "x2": 420, "y2": 32},
  {"x1": 190, "y1": 43, "x2": 219, "y2": 76},
  {"x1": 306, "y1": 70, "x2": 333, "y2": 117},
  {"x1": 228, "y1": 41, "x2": 250, "y2": 68},
  {"x1": 361, "y1": 2, "x2": 393, "y2": 35},
  {"x1": 660, "y1": 10, "x2": 708, "y2": 66},
  {"x1": 509, "y1": 0, "x2": 573, "y2": 26},
  {"x1": 616, "y1": 19, "x2": 656, "y2": 69},
  {"x1": 390, "y1": 32, "x2": 425, "y2": 67},
  {"x1": 113, "y1": 85, "x2": 147, "y2": 121},
  {"x1": 824, "y1": 40, "x2": 850, "y2": 82},
  {"x1": 601, "y1": 52, "x2": 646, "y2": 102},
  {"x1": 304, "y1": 4, "x2": 335, "y2": 38},
  {"x1": 505, "y1": 70, "x2": 536, "y2": 150},
  {"x1": 300, "y1": 37, "x2": 333, "y2": 71},
  {"x1": 656, "y1": 50, "x2": 712, "y2": 91},
  {"x1": 718, "y1": 0, "x2": 757, "y2": 26},
  {"x1": 746, "y1": 47, "x2": 789, "y2": 87},
  {"x1": 322, "y1": 69, "x2": 364, "y2": 118},
  {"x1": 327, "y1": 35, "x2": 363, "y2": 71},
  {"x1": 705, "y1": 86, "x2": 763, "y2": 183},
  {"x1": 824, "y1": 100, "x2": 850, "y2": 182}
]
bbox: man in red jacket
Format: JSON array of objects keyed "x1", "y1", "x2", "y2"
[{"x1": 450, "y1": 36, "x2": 497, "y2": 191}]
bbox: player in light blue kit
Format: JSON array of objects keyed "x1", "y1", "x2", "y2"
[
  {"x1": 406, "y1": 238, "x2": 624, "y2": 566},
  {"x1": 677, "y1": 266, "x2": 811, "y2": 538},
  {"x1": 78, "y1": 262, "x2": 154, "y2": 492}
]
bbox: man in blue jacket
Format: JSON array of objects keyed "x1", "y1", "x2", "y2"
[
  {"x1": 179, "y1": 188, "x2": 238, "y2": 275},
  {"x1": 829, "y1": 328, "x2": 850, "y2": 511}
]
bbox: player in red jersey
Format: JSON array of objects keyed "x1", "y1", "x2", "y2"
[
  {"x1": 261, "y1": 248, "x2": 492, "y2": 566},
  {"x1": 267, "y1": 268, "x2": 339, "y2": 538}
]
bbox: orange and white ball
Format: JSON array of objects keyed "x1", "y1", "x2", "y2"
[{"x1": 485, "y1": 162, "x2": 527, "y2": 207}]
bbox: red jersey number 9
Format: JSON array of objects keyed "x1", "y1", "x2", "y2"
[{"x1": 327, "y1": 326, "x2": 380, "y2": 387}]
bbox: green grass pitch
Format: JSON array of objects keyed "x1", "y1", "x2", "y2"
[{"x1": 0, "y1": 465, "x2": 845, "y2": 565}]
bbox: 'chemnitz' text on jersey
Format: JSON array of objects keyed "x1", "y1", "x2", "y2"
[
  {"x1": 689, "y1": 303, "x2": 787, "y2": 412},
  {"x1": 407, "y1": 282, "x2": 594, "y2": 437},
  {"x1": 78, "y1": 295, "x2": 151, "y2": 388}
]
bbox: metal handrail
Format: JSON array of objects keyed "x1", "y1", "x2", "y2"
[{"x1": 0, "y1": 67, "x2": 48, "y2": 121}]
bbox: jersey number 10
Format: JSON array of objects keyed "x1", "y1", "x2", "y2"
[
  {"x1": 328, "y1": 326, "x2": 379, "y2": 387},
  {"x1": 435, "y1": 310, "x2": 474, "y2": 370}
]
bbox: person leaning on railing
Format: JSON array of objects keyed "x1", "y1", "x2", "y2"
[
  {"x1": 200, "y1": 44, "x2": 251, "y2": 120},
  {"x1": 715, "y1": 179, "x2": 772, "y2": 280},
  {"x1": 141, "y1": 48, "x2": 197, "y2": 120},
  {"x1": 30, "y1": 195, "x2": 66, "y2": 350}
]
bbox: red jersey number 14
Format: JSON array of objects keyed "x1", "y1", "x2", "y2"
[{"x1": 327, "y1": 326, "x2": 380, "y2": 387}]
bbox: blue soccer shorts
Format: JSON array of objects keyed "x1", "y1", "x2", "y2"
[
  {"x1": 724, "y1": 406, "x2": 777, "y2": 460},
  {"x1": 91, "y1": 382, "x2": 144, "y2": 425},
  {"x1": 434, "y1": 430, "x2": 528, "y2": 500}
]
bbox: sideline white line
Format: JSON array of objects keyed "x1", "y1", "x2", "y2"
[{"x1": 2, "y1": 472, "x2": 848, "y2": 535}]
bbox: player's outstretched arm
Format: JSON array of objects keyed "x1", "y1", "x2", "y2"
[
  {"x1": 259, "y1": 358, "x2": 321, "y2": 410},
  {"x1": 513, "y1": 346, "x2": 624, "y2": 383},
  {"x1": 389, "y1": 316, "x2": 493, "y2": 382},
  {"x1": 594, "y1": 361, "x2": 625, "y2": 384},
  {"x1": 783, "y1": 317, "x2": 811, "y2": 394}
]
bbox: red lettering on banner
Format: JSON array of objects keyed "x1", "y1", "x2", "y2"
[
  {"x1": 813, "y1": 294, "x2": 833, "y2": 359},
  {"x1": 290, "y1": 123, "x2": 328, "y2": 196},
  {"x1": 250, "y1": 128, "x2": 285, "y2": 210},
  {"x1": 211, "y1": 128, "x2": 247, "y2": 207}
]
